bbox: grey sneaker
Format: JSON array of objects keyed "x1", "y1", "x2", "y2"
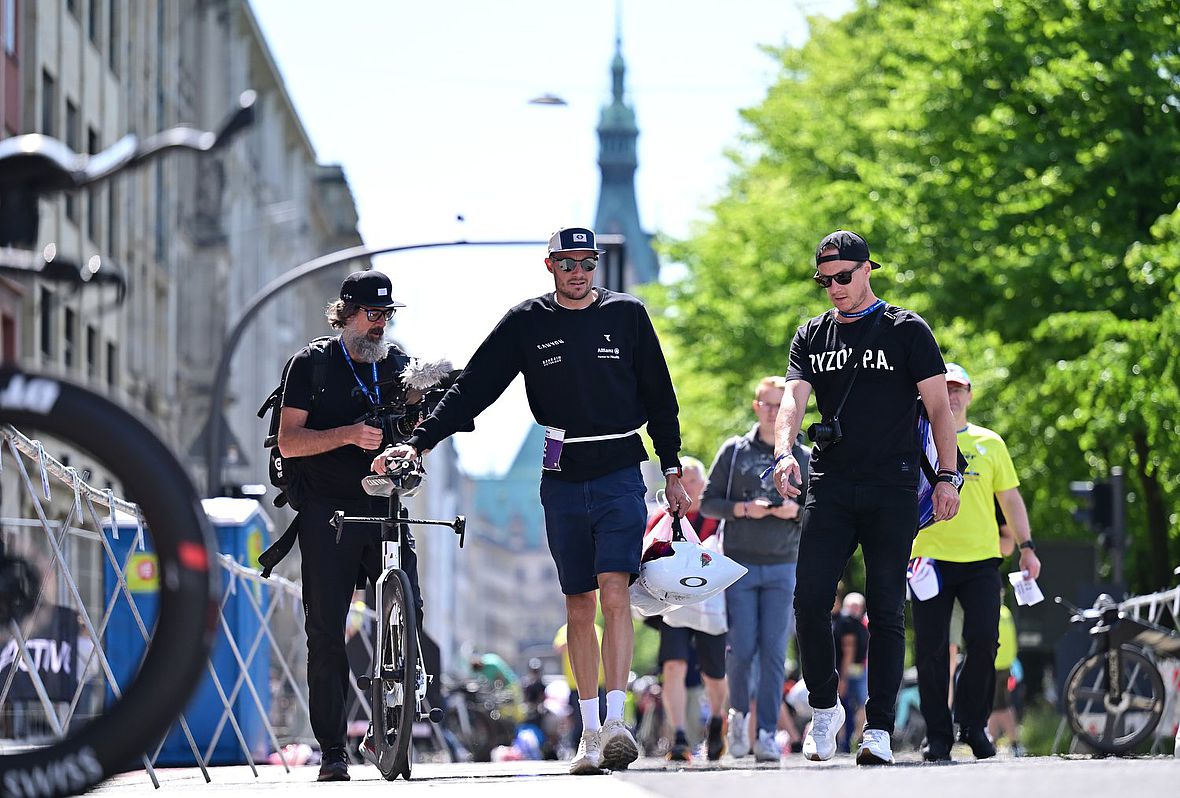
[
  {"x1": 727, "y1": 709, "x2": 750, "y2": 757},
  {"x1": 600, "y1": 719, "x2": 639, "y2": 770},
  {"x1": 856, "y1": 728, "x2": 895, "y2": 765},
  {"x1": 802, "y1": 703, "x2": 845, "y2": 762},
  {"x1": 570, "y1": 728, "x2": 604, "y2": 775},
  {"x1": 754, "y1": 729, "x2": 780, "y2": 762}
]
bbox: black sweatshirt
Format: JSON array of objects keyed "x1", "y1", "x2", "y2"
[{"x1": 409, "y1": 289, "x2": 682, "y2": 482}]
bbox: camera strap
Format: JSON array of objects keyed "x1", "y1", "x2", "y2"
[{"x1": 827, "y1": 303, "x2": 887, "y2": 422}]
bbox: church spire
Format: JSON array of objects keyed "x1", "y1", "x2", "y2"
[{"x1": 594, "y1": 26, "x2": 659, "y2": 287}]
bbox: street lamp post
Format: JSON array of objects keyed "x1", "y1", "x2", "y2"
[{"x1": 204, "y1": 239, "x2": 544, "y2": 497}]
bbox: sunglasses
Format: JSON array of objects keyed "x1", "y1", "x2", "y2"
[
  {"x1": 361, "y1": 307, "x2": 396, "y2": 322},
  {"x1": 813, "y1": 263, "x2": 863, "y2": 288},
  {"x1": 552, "y1": 256, "x2": 598, "y2": 273}
]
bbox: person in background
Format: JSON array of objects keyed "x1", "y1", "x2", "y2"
[
  {"x1": 702, "y1": 376, "x2": 809, "y2": 762},
  {"x1": 834, "y1": 592, "x2": 869, "y2": 754},
  {"x1": 647, "y1": 457, "x2": 729, "y2": 763}
]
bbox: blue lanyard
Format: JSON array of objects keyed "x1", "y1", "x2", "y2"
[
  {"x1": 340, "y1": 342, "x2": 381, "y2": 406},
  {"x1": 837, "y1": 298, "x2": 885, "y2": 319}
]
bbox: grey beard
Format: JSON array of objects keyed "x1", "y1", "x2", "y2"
[{"x1": 343, "y1": 329, "x2": 389, "y2": 363}]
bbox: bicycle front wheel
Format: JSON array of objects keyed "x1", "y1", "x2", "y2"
[
  {"x1": 1065, "y1": 644, "x2": 1165, "y2": 754},
  {"x1": 0, "y1": 367, "x2": 216, "y2": 797},
  {"x1": 372, "y1": 568, "x2": 418, "y2": 781}
]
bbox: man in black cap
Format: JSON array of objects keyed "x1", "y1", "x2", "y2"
[
  {"x1": 771, "y1": 231, "x2": 962, "y2": 767},
  {"x1": 277, "y1": 269, "x2": 424, "y2": 781},
  {"x1": 374, "y1": 226, "x2": 690, "y2": 775}
]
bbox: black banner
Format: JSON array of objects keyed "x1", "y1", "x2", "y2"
[{"x1": 0, "y1": 604, "x2": 80, "y2": 702}]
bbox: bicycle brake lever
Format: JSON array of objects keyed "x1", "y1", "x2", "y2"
[{"x1": 454, "y1": 515, "x2": 465, "y2": 549}]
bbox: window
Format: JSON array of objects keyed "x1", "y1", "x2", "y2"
[
  {"x1": 88, "y1": 0, "x2": 100, "y2": 47},
  {"x1": 86, "y1": 325, "x2": 98, "y2": 378},
  {"x1": 87, "y1": 127, "x2": 100, "y2": 242},
  {"x1": 3, "y1": 0, "x2": 16, "y2": 56},
  {"x1": 105, "y1": 341, "x2": 117, "y2": 387},
  {"x1": 2, "y1": 314, "x2": 15, "y2": 362},
  {"x1": 41, "y1": 70, "x2": 55, "y2": 135},
  {"x1": 63, "y1": 307, "x2": 76, "y2": 368},
  {"x1": 107, "y1": 0, "x2": 118, "y2": 73},
  {"x1": 107, "y1": 181, "x2": 118, "y2": 254},
  {"x1": 39, "y1": 287, "x2": 54, "y2": 358},
  {"x1": 65, "y1": 100, "x2": 79, "y2": 221}
]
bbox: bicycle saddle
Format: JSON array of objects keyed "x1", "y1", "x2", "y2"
[{"x1": 362, "y1": 471, "x2": 422, "y2": 498}]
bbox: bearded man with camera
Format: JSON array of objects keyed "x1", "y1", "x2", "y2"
[{"x1": 770, "y1": 231, "x2": 961, "y2": 767}]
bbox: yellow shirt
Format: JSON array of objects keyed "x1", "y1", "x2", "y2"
[
  {"x1": 912, "y1": 423, "x2": 1019, "y2": 562},
  {"x1": 553, "y1": 623, "x2": 605, "y2": 691},
  {"x1": 995, "y1": 604, "x2": 1018, "y2": 670}
]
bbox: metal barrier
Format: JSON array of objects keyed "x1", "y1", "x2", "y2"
[{"x1": 0, "y1": 424, "x2": 458, "y2": 785}]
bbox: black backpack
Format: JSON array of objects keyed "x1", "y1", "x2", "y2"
[{"x1": 257, "y1": 336, "x2": 334, "y2": 510}]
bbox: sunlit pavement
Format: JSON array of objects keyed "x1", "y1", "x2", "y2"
[{"x1": 92, "y1": 752, "x2": 1178, "y2": 797}]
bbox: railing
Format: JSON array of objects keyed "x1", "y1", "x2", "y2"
[{"x1": 0, "y1": 422, "x2": 450, "y2": 785}]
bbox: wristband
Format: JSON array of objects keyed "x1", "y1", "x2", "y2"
[
  {"x1": 663, "y1": 466, "x2": 683, "y2": 478},
  {"x1": 760, "y1": 453, "x2": 789, "y2": 480},
  {"x1": 1019, "y1": 539, "x2": 1036, "y2": 551}
]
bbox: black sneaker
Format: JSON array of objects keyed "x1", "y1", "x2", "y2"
[
  {"x1": 706, "y1": 716, "x2": 727, "y2": 761},
  {"x1": 921, "y1": 739, "x2": 952, "y2": 762},
  {"x1": 318, "y1": 745, "x2": 351, "y2": 782},
  {"x1": 666, "y1": 730, "x2": 693, "y2": 763},
  {"x1": 959, "y1": 727, "x2": 996, "y2": 760}
]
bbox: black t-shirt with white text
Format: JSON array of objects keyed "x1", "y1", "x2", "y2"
[
  {"x1": 785, "y1": 304, "x2": 944, "y2": 486},
  {"x1": 281, "y1": 337, "x2": 411, "y2": 500}
]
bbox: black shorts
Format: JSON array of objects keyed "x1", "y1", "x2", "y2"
[
  {"x1": 658, "y1": 622, "x2": 726, "y2": 679},
  {"x1": 993, "y1": 667, "x2": 1011, "y2": 709}
]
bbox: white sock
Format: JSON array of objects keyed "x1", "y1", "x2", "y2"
[
  {"x1": 580, "y1": 697, "x2": 601, "y2": 732},
  {"x1": 605, "y1": 690, "x2": 626, "y2": 722}
]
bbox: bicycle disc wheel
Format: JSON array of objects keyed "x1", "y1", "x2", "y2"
[
  {"x1": 372, "y1": 568, "x2": 417, "y2": 781},
  {"x1": 0, "y1": 366, "x2": 216, "y2": 796},
  {"x1": 1065, "y1": 644, "x2": 1165, "y2": 754}
]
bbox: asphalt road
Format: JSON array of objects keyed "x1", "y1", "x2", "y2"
[{"x1": 92, "y1": 751, "x2": 1178, "y2": 798}]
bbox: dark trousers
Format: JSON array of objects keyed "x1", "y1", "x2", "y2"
[
  {"x1": 911, "y1": 559, "x2": 1001, "y2": 747},
  {"x1": 299, "y1": 494, "x2": 422, "y2": 750},
  {"x1": 793, "y1": 480, "x2": 917, "y2": 732}
]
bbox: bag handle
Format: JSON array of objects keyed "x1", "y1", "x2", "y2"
[{"x1": 670, "y1": 512, "x2": 687, "y2": 542}]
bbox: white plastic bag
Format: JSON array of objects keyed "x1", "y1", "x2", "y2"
[{"x1": 629, "y1": 579, "x2": 681, "y2": 618}]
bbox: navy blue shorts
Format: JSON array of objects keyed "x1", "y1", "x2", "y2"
[{"x1": 539, "y1": 464, "x2": 647, "y2": 595}]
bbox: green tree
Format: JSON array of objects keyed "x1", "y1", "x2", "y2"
[{"x1": 650, "y1": 0, "x2": 1180, "y2": 590}]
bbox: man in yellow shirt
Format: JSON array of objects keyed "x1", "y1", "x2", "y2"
[{"x1": 910, "y1": 363, "x2": 1041, "y2": 762}]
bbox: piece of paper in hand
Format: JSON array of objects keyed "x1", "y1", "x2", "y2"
[{"x1": 1008, "y1": 571, "x2": 1044, "y2": 606}]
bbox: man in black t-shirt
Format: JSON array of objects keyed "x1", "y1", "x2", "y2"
[
  {"x1": 375, "y1": 226, "x2": 689, "y2": 775},
  {"x1": 771, "y1": 230, "x2": 961, "y2": 766},
  {"x1": 277, "y1": 269, "x2": 423, "y2": 782}
]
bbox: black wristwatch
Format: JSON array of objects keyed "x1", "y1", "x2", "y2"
[
  {"x1": 1019, "y1": 539, "x2": 1036, "y2": 551},
  {"x1": 935, "y1": 471, "x2": 964, "y2": 491}
]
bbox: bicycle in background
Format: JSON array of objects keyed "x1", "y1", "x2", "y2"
[{"x1": 1060, "y1": 586, "x2": 1180, "y2": 755}]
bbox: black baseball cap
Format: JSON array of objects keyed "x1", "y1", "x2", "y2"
[
  {"x1": 548, "y1": 226, "x2": 607, "y2": 255},
  {"x1": 339, "y1": 270, "x2": 406, "y2": 309},
  {"x1": 815, "y1": 230, "x2": 881, "y2": 270}
]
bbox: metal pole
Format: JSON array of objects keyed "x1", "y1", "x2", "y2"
[
  {"x1": 204, "y1": 239, "x2": 544, "y2": 496},
  {"x1": 1110, "y1": 466, "x2": 1124, "y2": 589}
]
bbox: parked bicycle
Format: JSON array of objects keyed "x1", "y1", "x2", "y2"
[
  {"x1": 0, "y1": 93, "x2": 254, "y2": 797},
  {"x1": 331, "y1": 424, "x2": 465, "y2": 781},
  {"x1": 1060, "y1": 589, "x2": 1180, "y2": 755}
]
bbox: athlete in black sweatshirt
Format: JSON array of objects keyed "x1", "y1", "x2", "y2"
[{"x1": 374, "y1": 227, "x2": 687, "y2": 775}]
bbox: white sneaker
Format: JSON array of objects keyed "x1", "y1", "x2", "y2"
[
  {"x1": 570, "y1": 728, "x2": 604, "y2": 775},
  {"x1": 802, "y1": 703, "x2": 845, "y2": 761},
  {"x1": 856, "y1": 728, "x2": 895, "y2": 765},
  {"x1": 727, "y1": 709, "x2": 750, "y2": 757},
  {"x1": 754, "y1": 729, "x2": 780, "y2": 762},
  {"x1": 600, "y1": 719, "x2": 639, "y2": 770}
]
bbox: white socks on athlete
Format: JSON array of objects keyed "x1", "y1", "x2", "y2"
[
  {"x1": 580, "y1": 690, "x2": 626, "y2": 731},
  {"x1": 605, "y1": 690, "x2": 625, "y2": 722}
]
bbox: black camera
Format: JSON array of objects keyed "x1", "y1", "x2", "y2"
[{"x1": 807, "y1": 418, "x2": 842, "y2": 451}]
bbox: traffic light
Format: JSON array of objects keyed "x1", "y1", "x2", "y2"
[{"x1": 1070, "y1": 479, "x2": 1114, "y2": 533}]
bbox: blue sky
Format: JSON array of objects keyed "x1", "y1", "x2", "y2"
[{"x1": 250, "y1": 0, "x2": 854, "y2": 475}]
